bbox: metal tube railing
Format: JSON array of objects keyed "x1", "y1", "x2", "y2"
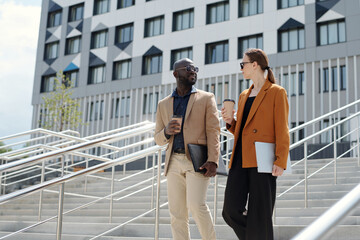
[{"x1": 291, "y1": 184, "x2": 360, "y2": 240}]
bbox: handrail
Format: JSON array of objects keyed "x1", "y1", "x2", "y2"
[
  {"x1": 291, "y1": 184, "x2": 360, "y2": 240},
  {"x1": 0, "y1": 144, "x2": 164, "y2": 205},
  {"x1": 0, "y1": 122, "x2": 155, "y2": 173},
  {"x1": 289, "y1": 98, "x2": 360, "y2": 133}
]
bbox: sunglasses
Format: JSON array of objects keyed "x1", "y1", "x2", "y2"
[
  {"x1": 240, "y1": 62, "x2": 252, "y2": 69},
  {"x1": 176, "y1": 65, "x2": 199, "y2": 73}
]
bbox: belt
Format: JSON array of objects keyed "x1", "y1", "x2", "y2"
[{"x1": 174, "y1": 148, "x2": 185, "y2": 154}]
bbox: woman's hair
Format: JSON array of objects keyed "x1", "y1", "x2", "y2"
[{"x1": 244, "y1": 48, "x2": 276, "y2": 84}]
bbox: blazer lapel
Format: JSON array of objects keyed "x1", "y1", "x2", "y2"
[
  {"x1": 236, "y1": 89, "x2": 251, "y2": 124},
  {"x1": 165, "y1": 96, "x2": 174, "y2": 123},
  {"x1": 184, "y1": 92, "x2": 197, "y2": 123},
  {"x1": 243, "y1": 80, "x2": 271, "y2": 129}
]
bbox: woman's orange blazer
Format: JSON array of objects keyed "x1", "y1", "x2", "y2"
[{"x1": 227, "y1": 80, "x2": 290, "y2": 169}]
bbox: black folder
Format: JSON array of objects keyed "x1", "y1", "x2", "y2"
[{"x1": 187, "y1": 143, "x2": 228, "y2": 176}]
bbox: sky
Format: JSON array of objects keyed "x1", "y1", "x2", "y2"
[{"x1": 0, "y1": 0, "x2": 42, "y2": 141}]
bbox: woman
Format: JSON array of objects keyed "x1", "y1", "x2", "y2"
[{"x1": 221, "y1": 48, "x2": 290, "y2": 240}]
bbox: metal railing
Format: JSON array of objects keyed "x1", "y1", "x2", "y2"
[
  {"x1": 0, "y1": 121, "x2": 166, "y2": 240},
  {"x1": 291, "y1": 183, "x2": 360, "y2": 240},
  {"x1": 0, "y1": 99, "x2": 359, "y2": 239}
]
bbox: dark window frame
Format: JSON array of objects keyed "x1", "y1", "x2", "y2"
[
  {"x1": 206, "y1": 1, "x2": 229, "y2": 24},
  {"x1": 205, "y1": 40, "x2": 229, "y2": 64},
  {"x1": 115, "y1": 23, "x2": 134, "y2": 44},
  {"x1": 317, "y1": 19, "x2": 346, "y2": 46},
  {"x1": 278, "y1": 27, "x2": 305, "y2": 52},
  {"x1": 117, "y1": 0, "x2": 135, "y2": 9},
  {"x1": 172, "y1": 8, "x2": 194, "y2": 31},
  {"x1": 68, "y1": 3, "x2": 84, "y2": 22},
  {"x1": 170, "y1": 47, "x2": 193, "y2": 70},
  {"x1": 47, "y1": 10, "x2": 62, "y2": 28},
  {"x1": 238, "y1": 33, "x2": 263, "y2": 58},
  {"x1": 144, "y1": 15, "x2": 165, "y2": 38}
]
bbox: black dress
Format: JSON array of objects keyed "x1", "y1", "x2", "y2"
[{"x1": 222, "y1": 96, "x2": 277, "y2": 240}]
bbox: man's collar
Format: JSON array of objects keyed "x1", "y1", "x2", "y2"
[{"x1": 171, "y1": 86, "x2": 197, "y2": 97}]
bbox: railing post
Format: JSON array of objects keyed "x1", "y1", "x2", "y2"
[
  {"x1": 0, "y1": 159, "x2": 4, "y2": 195},
  {"x1": 151, "y1": 153, "x2": 155, "y2": 209},
  {"x1": 109, "y1": 165, "x2": 115, "y2": 223},
  {"x1": 155, "y1": 150, "x2": 162, "y2": 240},
  {"x1": 304, "y1": 142, "x2": 308, "y2": 208},
  {"x1": 213, "y1": 175, "x2": 218, "y2": 224},
  {"x1": 84, "y1": 156, "x2": 89, "y2": 192},
  {"x1": 357, "y1": 116, "x2": 360, "y2": 167},
  {"x1": 56, "y1": 155, "x2": 66, "y2": 240},
  {"x1": 38, "y1": 159, "x2": 46, "y2": 220},
  {"x1": 333, "y1": 126, "x2": 337, "y2": 185}
]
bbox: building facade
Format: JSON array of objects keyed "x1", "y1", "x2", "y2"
[{"x1": 32, "y1": 0, "x2": 360, "y2": 146}]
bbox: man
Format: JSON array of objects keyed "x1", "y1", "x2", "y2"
[{"x1": 154, "y1": 58, "x2": 220, "y2": 240}]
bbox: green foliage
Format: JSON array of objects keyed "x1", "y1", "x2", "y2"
[
  {"x1": 0, "y1": 141, "x2": 11, "y2": 154},
  {"x1": 40, "y1": 72, "x2": 84, "y2": 132}
]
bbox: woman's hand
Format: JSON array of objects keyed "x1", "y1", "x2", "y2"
[
  {"x1": 272, "y1": 164, "x2": 284, "y2": 177},
  {"x1": 221, "y1": 107, "x2": 235, "y2": 125}
]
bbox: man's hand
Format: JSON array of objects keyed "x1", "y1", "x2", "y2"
[
  {"x1": 165, "y1": 120, "x2": 181, "y2": 135},
  {"x1": 199, "y1": 161, "x2": 217, "y2": 177},
  {"x1": 272, "y1": 164, "x2": 284, "y2": 177}
]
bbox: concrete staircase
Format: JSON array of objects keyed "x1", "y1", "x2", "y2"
[{"x1": 0, "y1": 158, "x2": 359, "y2": 240}]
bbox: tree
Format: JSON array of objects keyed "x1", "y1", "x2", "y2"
[
  {"x1": 40, "y1": 72, "x2": 84, "y2": 132},
  {"x1": 0, "y1": 141, "x2": 11, "y2": 154}
]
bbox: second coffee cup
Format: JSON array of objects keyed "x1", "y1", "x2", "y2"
[{"x1": 223, "y1": 99, "x2": 235, "y2": 119}]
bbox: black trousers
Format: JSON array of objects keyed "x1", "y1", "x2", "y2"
[{"x1": 222, "y1": 158, "x2": 277, "y2": 240}]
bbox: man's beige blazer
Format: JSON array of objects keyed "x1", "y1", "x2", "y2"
[{"x1": 154, "y1": 89, "x2": 220, "y2": 176}]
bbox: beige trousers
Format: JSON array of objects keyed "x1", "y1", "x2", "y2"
[{"x1": 166, "y1": 153, "x2": 216, "y2": 240}]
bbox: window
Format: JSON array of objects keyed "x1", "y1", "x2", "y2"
[
  {"x1": 48, "y1": 10, "x2": 62, "y2": 27},
  {"x1": 321, "y1": 119, "x2": 330, "y2": 143},
  {"x1": 238, "y1": 34, "x2": 263, "y2": 58},
  {"x1": 144, "y1": 15, "x2": 164, "y2": 37},
  {"x1": 298, "y1": 71, "x2": 305, "y2": 95},
  {"x1": 239, "y1": 0, "x2": 263, "y2": 17},
  {"x1": 282, "y1": 74, "x2": 289, "y2": 94},
  {"x1": 115, "y1": 23, "x2": 133, "y2": 44},
  {"x1": 143, "y1": 54, "x2": 162, "y2": 75},
  {"x1": 89, "y1": 65, "x2": 106, "y2": 84},
  {"x1": 319, "y1": 68, "x2": 329, "y2": 92},
  {"x1": 318, "y1": 19, "x2": 346, "y2": 46},
  {"x1": 206, "y1": 1, "x2": 229, "y2": 24},
  {"x1": 173, "y1": 8, "x2": 194, "y2": 31},
  {"x1": 278, "y1": 0, "x2": 304, "y2": 9},
  {"x1": 340, "y1": 66, "x2": 346, "y2": 90},
  {"x1": 170, "y1": 47, "x2": 193, "y2": 70},
  {"x1": 64, "y1": 70, "x2": 78, "y2": 87},
  {"x1": 291, "y1": 121, "x2": 304, "y2": 144},
  {"x1": 331, "y1": 66, "x2": 346, "y2": 91},
  {"x1": 65, "y1": 36, "x2": 81, "y2": 55},
  {"x1": 41, "y1": 75, "x2": 56, "y2": 93},
  {"x1": 205, "y1": 40, "x2": 229, "y2": 64},
  {"x1": 94, "y1": 0, "x2": 110, "y2": 15},
  {"x1": 87, "y1": 100, "x2": 104, "y2": 121},
  {"x1": 143, "y1": 93, "x2": 159, "y2": 114},
  {"x1": 91, "y1": 30, "x2": 108, "y2": 49},
  {"x1": 69, "y1": 3, "x2": 84, "y2": 22},
  {"x1": 44, "y1": 41, "x2": 59, "y2": 60},
  {"x1": 279, "y1": 27, "x2": 305, "y2": 52},
  {"x1": 112, "y1": 97, "x2": 130, "y2": 118},
  {"x1": 239, "y1": 79, "x2": 251, "y2": 93},
  {"x1": 118, "y1": 0, "x2": 135, "y2": 9},
  {"x1": 113, "y1": 59, "x2": 132, "y2": 80},
  {"x1": 206, "y1": 82, "x2": 229, "y2": 105}
]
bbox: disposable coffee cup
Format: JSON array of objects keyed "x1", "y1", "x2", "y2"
[
  {"x1": 172, "y1": 115, "x2": 183, "y2": 133},
  {"x1": 223, "y1": 99, "x2": 235, "y2": 119}
]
